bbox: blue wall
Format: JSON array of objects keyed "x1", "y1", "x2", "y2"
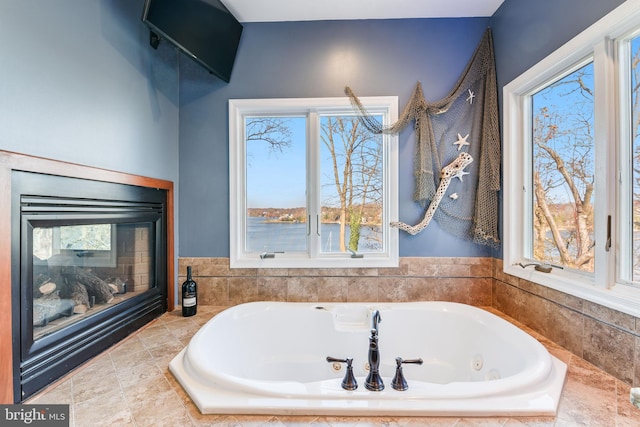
[
  {"x1": 491, "y1": 0, "x2": 625, "y2": 90},
  {"x1": 178, "y1": 18, "x2": 494, "y2": 257},
  {"x1": 0, "y1": 0, "x2": 179, "y2": 182}
]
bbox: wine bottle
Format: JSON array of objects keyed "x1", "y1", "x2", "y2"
[{"x1": 181, "y1": 266, "x2": 197, "y2": 317}]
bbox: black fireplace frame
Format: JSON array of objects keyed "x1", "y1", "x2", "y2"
[{"x1": 11, "y1": 171, "x2": 168, "y2": 401}]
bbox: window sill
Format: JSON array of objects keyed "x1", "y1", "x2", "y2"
[
  {"x1": 230, "y1": 254, "x2": 399, "y2": 270},
  {"x1": 503, "y1": 263, "x2": 640, "y2": 318}
]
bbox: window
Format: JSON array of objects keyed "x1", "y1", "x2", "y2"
[
  {"x1": 503, "y1": 1, "x2": 640, "y2": 316},
  {"x1": 229, "y1": 96, "x2": 399, "y2": 268},
  {"x1": 530, "y1": 60, "x2": 595, "y2": 274},
  {"x1": 629, "y1": 34, "x2": 640, "y2": 282},
  {"x1": 33, "y1": 224, "x2": 117, "y2": 268}
]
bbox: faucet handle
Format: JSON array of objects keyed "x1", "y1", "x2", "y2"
[
  {"x1": 391, "y1": 357, "x2": 423, "y2": 391},
  {"x1": 400, "y1": 358, "x2": 423, "y2": 365},
  {"x1": 326, "y1": 356, "x2": 358, "y2": 390}
]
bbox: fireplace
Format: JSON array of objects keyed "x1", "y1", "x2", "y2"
[{"x1": 6, "y1": 160, "x2": 171, "y2": 402}]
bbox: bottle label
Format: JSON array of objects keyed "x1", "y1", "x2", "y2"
[{"x1": 183, "y1": 297, "x2": 196, "y2": 307}]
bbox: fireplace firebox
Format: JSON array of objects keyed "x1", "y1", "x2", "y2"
[{"x1": 11, "y1": 170, "x2": 168, "y2": 401}]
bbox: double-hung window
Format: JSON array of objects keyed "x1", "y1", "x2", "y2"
[
  {"x1": 503, "y1": 0, "x2": 640, "y2": 315},
  {"x1": 229, "y1": 96, "x2": 399, "y2": 268}
]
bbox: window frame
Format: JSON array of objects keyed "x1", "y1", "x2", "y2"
[
  {"x1": 229, "y1": 96, "x2": 399, "y2": 269},
  {"x1": 503, "y1": 0, "x2": 640, "y2": 317}
]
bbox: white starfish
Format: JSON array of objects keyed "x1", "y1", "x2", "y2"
[
  {"x1": 466, "y1": 89, "x2": 475, "y2": 104},
  {"x1": 453, "y1": 133, "x2": 470, "y2": 151},
  {"x1": 454, "y1": 168, "x2": 470, "y2": 182}
]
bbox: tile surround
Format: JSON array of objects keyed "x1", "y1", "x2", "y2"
[
  {"x1": 178, "y1": 257, "x2": 494, "y2": 306},
  {"x1": 492, "y1": 259, "x2": 640, "y2": 388}
]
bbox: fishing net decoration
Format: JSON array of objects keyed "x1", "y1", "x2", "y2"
[{"x1": 345, "y1": 28, "x2": 501, "y2": 248}]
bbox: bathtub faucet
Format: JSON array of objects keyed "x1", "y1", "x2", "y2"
[
  {"x1": 371, "y1": 309, "x2": 381, "y2": 334},
  {"x1": 365, "y1": 310, "x2": 384, "y2": 391}
]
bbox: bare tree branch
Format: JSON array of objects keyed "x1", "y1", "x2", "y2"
[{"x1": 246, "y1": 118, "x2": 292, "y2": 153}]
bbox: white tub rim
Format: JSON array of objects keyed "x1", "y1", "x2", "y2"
[{"x1": 170, "y1": 301, "x2": 568, "y2": 416}]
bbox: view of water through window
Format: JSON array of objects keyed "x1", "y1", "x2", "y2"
[
  {"x1": 245, "y1": 113, "x2": 384, "y2": 255},
  {"x1": 245, "y1": 216, "x2": 382, "y2": 253}
]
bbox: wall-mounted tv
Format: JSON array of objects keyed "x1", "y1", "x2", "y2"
[{"x1": 142, "y1": 0, "x2": 243, "y2": 83}]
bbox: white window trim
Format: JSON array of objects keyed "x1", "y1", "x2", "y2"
[
  {"x1": 229, "y1": 96, "x2": 399, "y2": 269},
  {"x1": 503, "y1": 0, "x2": 640, "y2": 317}
]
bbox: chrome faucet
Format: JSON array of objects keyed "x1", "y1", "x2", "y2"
[{"x1": 365, "y1": 310, "x2": 384, "y2": 391}]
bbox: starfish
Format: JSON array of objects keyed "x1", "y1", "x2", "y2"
[
  {"x1": 453, "y1": 133, "x2": 470, "y2": 151},
  {"x1": 454, "y1": 168, "x2": 470, "y2": 182},
  {"x1": 466, "y1": 89, "x2": 475, "y2": 104}
]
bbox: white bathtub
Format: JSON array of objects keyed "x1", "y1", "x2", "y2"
[{"x1": 170, "y1": 301, "x2": 567, "y2": 416}]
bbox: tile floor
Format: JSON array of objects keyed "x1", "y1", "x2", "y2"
[{"x1": 27, "y1": 305, "x2": 640, "y2": 427}]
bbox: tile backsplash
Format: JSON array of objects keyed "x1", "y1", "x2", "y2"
[
  {"x1": 493, "y1": 258, "x2": 640, "y2": 388},
  {"x1": 178, "y1": 257, "x2": 493, "y2": 306},
  {"x1": 177, "y1": 256, "x2": 640, "y2": 387}
]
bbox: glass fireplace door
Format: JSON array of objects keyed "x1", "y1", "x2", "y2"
[{"x1": 30, "y1": 220, "x2": 157, "y2": 340}]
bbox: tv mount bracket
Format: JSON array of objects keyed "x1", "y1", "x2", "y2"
[{"x1": 149, "y1": 30, "x2": 161, "y2": 50}]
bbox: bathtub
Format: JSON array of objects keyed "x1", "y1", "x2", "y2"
[{"x1": 169, "y1": 301, "x2": 567, "y2": 416}]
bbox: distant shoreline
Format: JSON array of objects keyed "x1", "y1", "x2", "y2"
[{"x1": 251, "y1": 217, "x2": 381, "y2": 226}]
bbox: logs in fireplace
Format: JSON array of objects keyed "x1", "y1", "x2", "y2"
[{"x1": 33, "y1": 263, "x2": 125, "y2": 326}]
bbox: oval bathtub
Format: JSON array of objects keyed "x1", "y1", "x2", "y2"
[{"x1": 169, "y1": 301, "x2": 567, "y2": 416}]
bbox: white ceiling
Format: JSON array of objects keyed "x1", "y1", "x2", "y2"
[{"x1": 222, "y1": 0, "x2": 506, "y2": 23}]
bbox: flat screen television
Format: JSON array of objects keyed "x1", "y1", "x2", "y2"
[{"x1": 142, "y1": 0, "x2": 243, "y2": 82}]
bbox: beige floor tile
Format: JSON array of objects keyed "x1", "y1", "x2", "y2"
[
  {"x1": 139, "y1": 330, "x2": 183, "y2": 350},
  {"x1": 502, "y1": 417, "x2": 556, "y2": 426},
  {"x1": 121, "y1": 374, "x2": 174, "y2": 407},
  {"x1": 136, "y1": 322, "x2": 171, "y2": 340},
  {"x1": 110, "y1": 347, "x2": 154, "y2": 371},
  {"x1": 615, "y1": 380, "x2": 640, "y2": 426},
  {"x1": 72, "y1": 370, "x2": 121, "y2": 404},
  {"x1": 73, "y1": 388, "x2": 133, "y2": 427},
  {"x1": 555, "y1": 357, "x2": 617, "y2": 426},
  {"x1": 170, "y1": 322, "x2": 202, "y2": 342},
  {"x1": 27, "y1": 379, "x2": 73, "y2": 405},
  {"x1": 164, "y1": 371, "x2": 193, "y2": 406},
  {"x1": 147, "y1": 340, "x2": 185, "y2": 366},
  {"x1": 108, "y1": 337, "x2": 148, "y2": 364},
  {"x1": 130, "y1": 391, "x2": 192, "y2": 427},
  {"x1": 163, "y1": 316, "x2": 201, "y2": 330},
  {"x1": 72, "y1": 354, "x2": 116, "y2": 381},
  {"x1": 116, "y1": 361, "x2": 163, "y2": 390}
]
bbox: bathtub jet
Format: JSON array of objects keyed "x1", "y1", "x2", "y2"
[{"x1": 169, "y1": 301, "x2": 567, "y2": 416}]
